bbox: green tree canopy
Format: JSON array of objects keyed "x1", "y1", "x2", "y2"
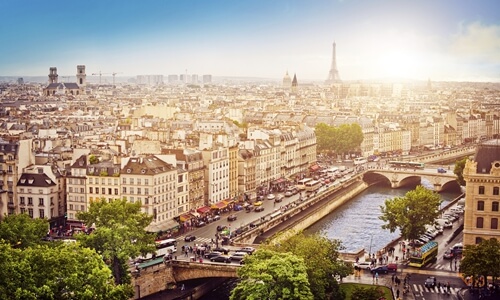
[
  {"x1": 460, "y1": 238, "x2": 500, "y2": 285},
  {"x1": 379, "y1": 185, "x2": 442, "y2": 244},
  {"x1": 264, "y1": 232, "x2": 349, "y2": 300},
  {"x1": 315, "y1": 123, "x2": 364, "y2": 156},
  {"x1": 0, "y1": 241, "x2": 133, "y2": 300},
  {"x1": 230, "y1": 249, "x2": 313, "y2": 300},
  {"x1": 0, "y1": 213, "x2": 48, "y2": 249},
  {"x1": 88, "y1": 154, "x2": 99, "y2": 164},
  {"x1": 76, "y1": 199, "x2": 155, "y2": 285},
  {"x1": 454, "y1": 157, "x2": 467, "y2": 186}
]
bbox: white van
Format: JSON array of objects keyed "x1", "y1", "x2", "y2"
[{"x1": 436, "y1": 218, "x2": 452, "y2": 229}]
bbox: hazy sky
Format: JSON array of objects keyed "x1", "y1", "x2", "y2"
[{"x1": 1, "y1": 0, "x2": 499, "y2": 82}]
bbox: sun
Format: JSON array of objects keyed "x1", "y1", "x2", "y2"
[{"x1": 378, "y1": 50, "x2": 422, "y2": 79}]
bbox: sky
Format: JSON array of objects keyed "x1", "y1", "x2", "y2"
[{"x1": 1, "y1": 0, "x2": 499, "y2": 82}]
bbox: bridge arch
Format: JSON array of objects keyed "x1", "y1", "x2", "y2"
[{"x1": 364, "y1": 169, "x2": 458, "y2": 192}]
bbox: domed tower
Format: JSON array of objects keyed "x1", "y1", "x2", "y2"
[
  {"x1": 282, "y1": 71, "x2": 292, "y2": 90},
  {"x1": 291, "y1": 73, "x2": 298, "y2": 93},
  {"x1": 48, "y1": 67, "x2": 58, "y2": 84}
]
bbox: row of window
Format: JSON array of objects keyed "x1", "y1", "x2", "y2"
[
  {"x1": 89, "y1": 187, "x2": 120, "y2": 195},
  {"x1": 19, "y1": 188, "x2": 55, "y2": 194},
  {"x1": 476, "y1": 217, "x2": 499, "y2": 229},
  {"x1": 477, "y1": 201, "x2": 499, "y2": 211},
  {"x1": 19, "y1": 197, "x2": 54, "y2": 206},
  {"x1": 478, "y1": 186, "x2": 500, "y2": 195},
  {"x1": 19, "y1": 208, "x2": 48, "y2": 218}
]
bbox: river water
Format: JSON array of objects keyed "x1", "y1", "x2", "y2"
[{"x1": 199, "y1": 181, "x2": 461, "y2": 299}]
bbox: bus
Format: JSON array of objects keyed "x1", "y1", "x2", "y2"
[
  {"x1": 353, "y1": 157, "x2": 368, "y2": 165},
  {"x1": 388, "y1": 161, "x2": 425, "y2": 169},
  {"x1": 409, "y1": 241, "x2": 438, "y2": 267},
  {"x1": 155, "y1": 238, "x2": 178, "y2": 253},
  {"x1": 305, "y1": 180, "x2": 322, "y2": 193},
  {"x1": 297, "y1": 178, "x2": 313, "y2": 190}
]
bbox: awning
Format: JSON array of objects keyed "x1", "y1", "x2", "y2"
[
  {"x1": 310, "y1": 164, "x2": 320, "y2": 171},
  {"x1": 179, "y1": 213, "x2": 193, "y2": 222},
  {"x1": 145, "y1": 219, "x2": 179, "y2": 232},
  {"x1": 190, "y1": 212, "x2": 200, "y2": 218},
  {"x1": 272, "y1": 178, "x2": 285, "y2": 184},
  {"x1": 211, "y1": 201, "x2": 227, "y2": 209},
  {"x1": 197, "y1": 206, "x2": 211, "y2": 214}
]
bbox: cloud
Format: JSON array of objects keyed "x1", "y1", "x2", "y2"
[{"x1": 450, "y1": 21, "x2": 500, "y2": 64}]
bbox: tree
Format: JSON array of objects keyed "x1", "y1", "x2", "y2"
[
  {"x1": 264, "y1": 232, "x2": 349, "y2": 300},
  {"x1": 230, "y1": 249, "x2": 313, "y2": 300},
  {"x1": 454, "y1": 157, "x2": 467, "y2": 186},
  {"x1": 76, "y1": 199, "x2": 156, "y2": 285},
  {"x1": 460, "y1": 238, "x2": 500, "y2": 287},
  {"x1": 0, "y1": 213, "x2": 48, "y2": 249},
  {"x1": 379, "y1": 185, "x2": 442, "y2": 244},
  {"x1": 0, "y1": 241, "x2": 133, "y2": 300},
  {"x1": 315, "y1": 123, "x2": 364, "y2": 157},
  {"x1": 89, "y1": 154, "x2": 99, "y2": 164}
]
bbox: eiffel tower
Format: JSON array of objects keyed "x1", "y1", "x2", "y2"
[{"x1": 325, "y1": 42, "x2": 341, "y2": 84}]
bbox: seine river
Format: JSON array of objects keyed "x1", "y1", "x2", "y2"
[{"x1": 199, "y1": 180, "x2": 461, "y2": 299}]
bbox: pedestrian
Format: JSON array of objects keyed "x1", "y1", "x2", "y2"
[
  {"x1": 455, "y1": 259, "x2": 457, "y2": 270},
  {"x1": 375, "y1": 272, "x2": 379, "y2": 283},
  {"x1": 396, "y1": 289, "x2": 400, "y2": 298},
  {"x1": 392, "y1": 274, "x2": 395, "y2": 284},
  {"x1": 181, "y1": 284, "x2": 185, "y2": 291}
]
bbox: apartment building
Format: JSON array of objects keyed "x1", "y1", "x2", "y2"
[
  {"x1": 463, "y1": 139, "x2": 500, "y2": 246},
  {"x1": 202, "y1": 147, "x2": 230, "y2": 205},
  {"x1": 121, "y1": 156, "x2": 178, "y2": 231},
  {"x1": 16, "y1": 168, "x2": 57, "y2": 220},
  {"x1": 238, "y1": 149, "x2": 257, "y2": 201}
]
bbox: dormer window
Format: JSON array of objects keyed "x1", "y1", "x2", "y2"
[
  {"x1": 20, "y1": 179, "x2": 26, "y2": 184},
  {"x1": 28, "y1": 179, "x2": 34, "y2": 184}
]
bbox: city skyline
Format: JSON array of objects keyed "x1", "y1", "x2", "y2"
[{"x1": 1, "y1": 0, "x2": 499, "y2": 82}]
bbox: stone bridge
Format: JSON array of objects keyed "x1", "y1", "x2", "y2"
[
  {"x1": 363, "y1": 169, "x2": 459, "y2": 192},
  {"x1": 132, "y1": 259, "x2": 239, "y2": 299}
]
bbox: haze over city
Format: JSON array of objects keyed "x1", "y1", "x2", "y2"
[{"x1": 1, "y1": 0, "x2": 499, "y2": 82}]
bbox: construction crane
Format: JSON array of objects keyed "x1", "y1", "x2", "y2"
[
  {"x1": 91, "y1": 71, "x2": 111, "y2": 84},
  {"x1": 111, "y1": 72, "x2": 123, "y2": 85}
]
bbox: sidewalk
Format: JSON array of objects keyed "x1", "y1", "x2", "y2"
[{"x1": 343, "y1": 270, "x2": 416, "y2": 300}]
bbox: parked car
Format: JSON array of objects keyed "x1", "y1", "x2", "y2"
[
  {"x1": 195, "y1": 221, "x2": 206, "y2": 227},
  {"x1": 284, "y1": 190, "x2": 294, "y2": 197},
  {"x1": 204, "y1": 251, "x2": 223, "y2": 259},
  {"x1": 217, "y1": 225, "x2": 228, "y2": 231},
  {"x1": 227, "y1": 215, "x2": 237, "y2": 222},
  {"x1": 229, "y1": 252, "x2": 247, "y2": 261},
  {"x1": 452, "y1": 243, "x2": 463, "y2": 255},
  {"x1": 238, "y1": 246, "x2": 256, "y2": 254},
  {"x1": 424, "y1": 276, "x2": 436, "y2": 288},
  {"x1": 184, "y1": 235, "x2": 196, "y2": 242},
  {"x1": 253, "y1": 201, "x2": 263, "y2": 206},
  {"x1": 387, "y1": 263, "x2": 398, "y2": 272},
  {"x1": 254, "y1": 206, "x2": 265, "y2": 212},
  {"x1": 275, "y1": 194, "x2": 284, "y2": 203},
  {"x1": 212, "y1": 215, "x2": 221, "y2": 221},
  {"x1": 266, "y1": 194, "x2": 276, "y2": 200},
  {"x1": 354, "y1": 261, "x2": 372, "y2": 270},
  {"x1": 210, "y1": 255, "x2": 231, "y2": 263},
  {"x1": 212, "y1": 247, "x2": 230, "y2": 254},
  {"x1": 370, "y1": 265, "x2": 389, "y2": 274}
]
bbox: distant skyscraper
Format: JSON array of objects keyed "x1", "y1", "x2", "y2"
[
  {"x1": 168, "y1": 74, "x2": 178, "y2": 83},
  {"x1": 325, "y1": 42, "x2": 341, "y2": 84},
  {"x1": 191, "y1": 74, "x2": 199, "y2": 84},
  {"x1": 203, "y1": 74, "x2": 212, "y2": 84}
]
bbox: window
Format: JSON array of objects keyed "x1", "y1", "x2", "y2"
[
  {"x1": 39, "y1": 209, "x2": 44, "y2": 218},
  {"x1": 493, "y1": 202, "x2": 499, "y2": 212},
  {"x1": 20, "y1": 197, "x2": 25, "y2": 204},
  {"x1": 28, "y1": 208, "x2": 33, "y2": 218},
  {"x1": 475, "y1": 237, "x2": 483, "y2": 244},
  {"x1": 122, "y1": 187, "x2": 127, "y2": 193},
  {"x1": 114, "y1": 188, "x2": 118, "y2": 195},
  {"x1": 477, "y1": 201, "x2": 485, "y2": 211},
  {"x1": 479, "y1": 186, "x2": 485, "y2": 194},
  {"x1": 494, "y1": 187, "x2": 499, "y2": 196},
  {"x1": 108, "y1": 188, "x2": 112, "y2": 195},
  {"x1": 129, "y1": 178, "x2": 134, "y2": 185},
  {"x1": 492, "y1": 218, "x2": 498, "y2": 230},
  {"x1": 101, "y1": 188, "x2": 105, "y2": 194},
  {"x1": 89, "y1": 187, "x2": 93, "y2": 194},
  {"x1": 477, "y1": 217, "x2": 484, "y2": 228},
  {"x1": 39, "y1": 198, "x2": 44, "y2": 206},
  {"x1": 145, "y1": 179, "x2": 149, "y2": 185},
  {"x1": 137, "y1": 188, "x2": 141, "y2": 195},
  {"x1": 137, "y1": 179, "x2": 141, "y2": 185},
  {"x1": 28, "y1": 197, "x2": 33, "y2": 205}
]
